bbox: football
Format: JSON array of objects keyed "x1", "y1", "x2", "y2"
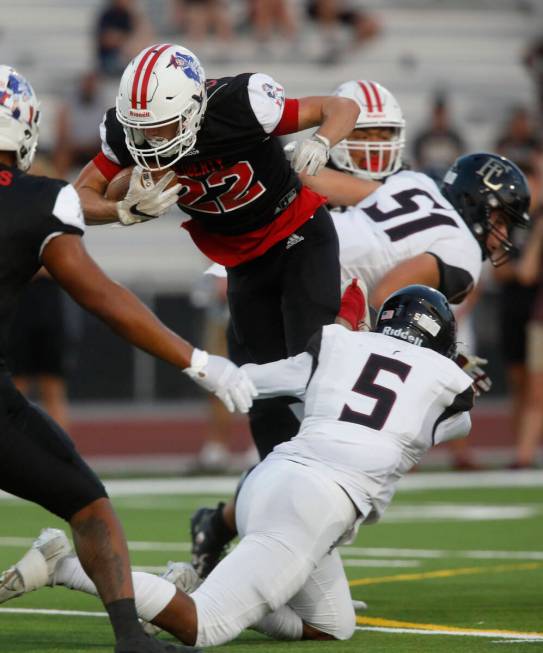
[{"x1": 104, "y1": 165, "x2": 177, "y2": 201}]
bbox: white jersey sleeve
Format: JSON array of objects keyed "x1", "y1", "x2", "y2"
[
  {"x1": 434, "y1": 411, "x2": 471, "y2": 445},
  {"x1": 247, "y1": 73, "x2": 286, "y2": 134},
  {"x1": 242, "y1": 352, "x2": 313, "y2": 400},
  {"x1": 39, "y1": 184, "x2": 86, "y2": 258}
]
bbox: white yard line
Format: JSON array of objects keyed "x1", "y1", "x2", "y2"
[
  {"x1": 1, "y1": 607, "x2": 540, "y2": 643},
  {"x1": 0, "y1": 536, "x2": 541, "y2": 564},
  {"x1": 0, "y1": 470, "x2": 541, "y2": 502}
]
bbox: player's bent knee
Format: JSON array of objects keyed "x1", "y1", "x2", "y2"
[{"x1": 329, "y1": 608, "x2": 356, "y2": 641}]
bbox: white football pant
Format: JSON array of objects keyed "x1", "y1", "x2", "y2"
[{"x1": 192, "y1": 458, "x2": 359, "y2": 647}]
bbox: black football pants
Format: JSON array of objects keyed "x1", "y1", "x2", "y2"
[{"x1": 226, "y1": 206, "x2": 340, "y2": 458}]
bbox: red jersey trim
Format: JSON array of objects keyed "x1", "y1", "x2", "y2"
[
  {"x1": 272, "y1": 98, "x2": 299, "y2": 136},
  {"x1": 182, "y1": 186, "x2": 327, "y2": 267},
  {"x1": 93, "y1": 152, "x2": 124, "y2": 182}
]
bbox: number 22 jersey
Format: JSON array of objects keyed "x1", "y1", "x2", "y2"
[{"x1": 94, "y1": 73, "x2": 326, "y2": 266}]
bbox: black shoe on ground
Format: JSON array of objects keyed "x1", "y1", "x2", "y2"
[{"x1": 190, "y1": 502, "x2": 234, "y2": 579}]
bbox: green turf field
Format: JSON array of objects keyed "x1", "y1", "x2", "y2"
[{"x1": 0, "y1": 476, "x2": 541, "y2": 652}]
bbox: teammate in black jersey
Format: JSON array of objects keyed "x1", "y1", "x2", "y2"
[{"x1": 0, "y1": 65, "x2": 257, "y2": 653}]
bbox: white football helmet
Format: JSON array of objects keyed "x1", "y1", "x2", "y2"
[
  {"x1": 330, "y1": 80, "x2": 405, "y2": 180},
  {"x1": 116, "y1": 44, "x2": 207, "y2": 171},
  {"x1": 0, "y1": 66, "x2": 40, "y2": 171}
]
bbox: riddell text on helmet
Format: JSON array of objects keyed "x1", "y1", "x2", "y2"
[{"x1": 382, "y1": 326, "x2": 423, "y2": 346}]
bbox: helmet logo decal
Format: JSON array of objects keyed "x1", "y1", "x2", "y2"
[
  {"x1": 167, "y1": 52, "x2": 202, "y2": 84},
  {"x1": 414, "y1": 312, "x2": 441, "y2": 336},
  {"x1": 0, "y1": 71, "x2": 33, "y2": 124},
  {"x1": 382, "y1": 326, "x2": 423, "y2": 347},
  {"x1": 476, "y1": 159, "x2": 507, "y2": 191}
]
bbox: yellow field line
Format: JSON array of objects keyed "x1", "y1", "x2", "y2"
[
  {"x1": 349, "y1": 561, "x2": 543, "y2": 586},
  {"x1": 356, "y1": 615, "x2": 543, "y2": 638}
]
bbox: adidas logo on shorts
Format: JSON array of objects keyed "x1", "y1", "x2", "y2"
[{"x1": 286, "y1": 233, "x2": 304, "y2": 249}]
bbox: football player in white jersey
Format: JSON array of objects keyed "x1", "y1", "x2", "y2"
[
  {"x1": 188, "y1": 85, "x2": 531, "y2": 577},
  {"x1": 301, "y1": 80, "x2": 531, "y2": 309},
  {"x1": 0, "y1": 285, "x2": 476, "y2": 648}
]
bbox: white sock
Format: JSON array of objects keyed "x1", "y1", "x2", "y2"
[
  {"x1": 53, "y1": 554, "x2": 97, "y2": 595},
  {"x1": 131, "y1": 572, "x2": 176, "y2": 621},
  {"x1": 53, "y1": 559, "x2": 175, "y2": 622},
  {"x1": 252, "y1": 605, "x2": 303, "y2": 640}
]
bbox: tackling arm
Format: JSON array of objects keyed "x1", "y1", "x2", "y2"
[
  {"x1": 369, "y1": 253, "x2": 440, "y2": 309},
  {"x1": 43, "y1": 234, "x2": 195, "y2": 367},
  {"x1": 42, "y1": 235, "x2": 256, "y2": 413},
  {"x1": 299, "y1": 166, "x2": 380, "y2": 207},
  {"x1": 242, "y1": 352, "x2": 313, "y2": 400},
  {"x1": 296, "y1": 96, "x2": 360, "y2": 147}
]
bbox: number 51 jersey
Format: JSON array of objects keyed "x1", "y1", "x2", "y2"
[
  {"x1": 332, "y1": 170, "x2": 482, "y2": 303},
  {"x1": 255, "y1": 325, "x2": 474, "y2": 523}
]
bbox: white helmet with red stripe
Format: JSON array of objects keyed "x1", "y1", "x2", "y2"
[
  {"x1": 116, "y1": 43, "x2": 207, "y2": 170},
  {"x1": 0, "y1": 66, "x2": 40, "y2": 171},
  {"x1": 330, "y1": 80, "x2": 405, "y2": 180}
]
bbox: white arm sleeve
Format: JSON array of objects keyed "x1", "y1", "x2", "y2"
[
  {"x1": 434, "y1": 411, "x2": 472, "y2": 445},
  {"x1": 242, "y1": 352, "x2": 313, "y2": 399},
  {"x1": 247, "y1": 73, "x2": 286, "y2": 134}
]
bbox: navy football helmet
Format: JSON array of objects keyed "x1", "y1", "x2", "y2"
[
  {"x1": 441, "y1": 152, "x2": 530, "y2": 266},
  {"x1": 375, "y1": 285, "x2": 457, "y2": 358}
]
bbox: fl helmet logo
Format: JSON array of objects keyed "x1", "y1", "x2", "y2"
[
  {"x1": 167, "y1": 52, "x2": 202, "y2": 84},
  {"x1": 476, "y1": 159, "x2": 510, "y2": 191}
]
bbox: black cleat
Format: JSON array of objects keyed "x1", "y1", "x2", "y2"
[
  {"x1": 190, "y1": 502, "x2": 234, "y2": 579},
  {"x1": 115, "y1": 633, "x2": 202, "y2": 652}
]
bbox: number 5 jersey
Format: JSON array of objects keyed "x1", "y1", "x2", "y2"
[
  {"x1": 94, "y1": 73, "x2": 327, "y2": 267},
  {"x1": 332, "y1": 169, "x2": 482, "y2": 303},
  {"x1": 243, "y1": 324, "x2": 474, "y2": 526}
]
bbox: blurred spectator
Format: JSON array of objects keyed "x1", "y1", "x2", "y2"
[
  {"x1": 494, "y1": 105, "x2": 543, "y2": 170},
  {"x1": 524, "y1": 36, "x2": 543, "y2": 121},
  {"x1": 506, "y1": 164, "x2": 543, "y2": 468},
  {"x1": 7, "y1": 270, "x2": 83, "y2": 432},
  {"x1": 53, "y1": 71, "x2": 106, "y2": 179},
  {"x1": 306, "y1": 0, "x2": 381, "y2": 64},
  {"x1": 412, "y1": 92, "x2": 466, "y2": 182},
  {"x1": 95, "y1": 0, "x2": 155, "y2": 76},
  {"x1": 246, "y1": 0, "x2": 297, "y2": 44},
  {"x1": 448, "y1": 286, "x2": 484, "y2": 470},
  {"x1": 170, "y1": 0, "x2": 233, "y2": 44},
  {"x1": 190, "y1": 268, "x2": 235, "y2": 471},
  {"x1": 493, "y1": 163, "x2": 543, "y2": 468}
]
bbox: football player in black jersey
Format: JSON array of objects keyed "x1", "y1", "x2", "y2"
[
  {"x1": 72, "y1": 43, "x2": 360, "y2": 572},
  {"x1": 74, "y1": 43, "x2": 358, "y2": 403},
  {"x1": 0, "y1": 65, "x2": 258, "y2": 653}
]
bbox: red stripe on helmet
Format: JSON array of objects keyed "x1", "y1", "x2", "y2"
[
  {"x1": 357, "y1": 81, "x2": 373, "y2": 113},
  {"x1": 131, "y1": 44, "x2": 161, "y2": 109},
  {"x1": 369, "y1": 81, "x2": 383, "y2": 113},
  {"x1": 139, "y1": 43, "x2": 172, "y2": 110}
]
